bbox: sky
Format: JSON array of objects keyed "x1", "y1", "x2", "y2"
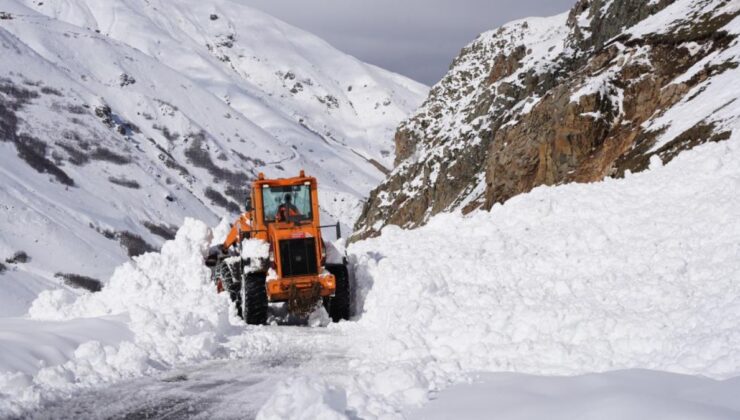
[{"x1": 240, "y1": 0, "x2": 575, "y2": 85}]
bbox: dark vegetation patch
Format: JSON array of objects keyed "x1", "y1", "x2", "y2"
[
  {"x1": 154, "y1": 99, "x2": 178, "y2": 116},
  {"x1": 91, "y1": 147, "x2": 131, "y2": 165},
  {"x1": 231, "y1": 149, "x2": 266, "y2": 167},
  {"x1": 5, "y1": 251, "x2": 30, "y2": 264},
  {"x1": 14, "y1": 134, "x2": 75, "y2": 186},
  {"x1": 117, "y1": 231, "x2": 157, "y2": 257},
  {"x1": 40, "y1": 86, "x2": 62, "y2": 96},
  {"x1": 67, "y1": 104, "x2": 88, "y2": 115},
  {"x1": 224, "y1": 185, "x2": 249, "y2": 206},
  {"x1": 222, "y1": 35, "x2": 235, "y2": 48},
  {"x1": 0, "y1": 77, "x2": 40, "y2": 110},
  {"x1": 119, "y1": 73, "x2": 136, "y2": 87},
  {"x1": 0, "y1": 12, "x2": 13, "y2": 20},
  {"x1": 55, "y1": 273, "x2": 102, "y2": 292},
  {"x1": 148, "y1": 138, "x2": 191, "y2": 178},
  {"x1": 108, "y1": 176, "x2": 140, "y2": 189},
  {"x1": 143, "y1": 221, "x2": 178, "y2": 241},
  {"x1": 93, "y1": 225, "x2": 157, "y2": 258},
  {"x1": 0, "y1": 262, "x2": 6, "y2": 274},
  {"x1": 57, "y1": 143, "x2": 90, "y2": 166},
  {"x1": 62, "y1": 129, "x2": 84, "y2": 143},
  {"x1": 1, "y1": 79, "x2": 75, "y2": 185},
  {"x1": 185, "y1": 132, "x2": 250, "y2": 193},
  {"x1": 205, "y1": 187, "x2": 240, "y2": 214},
  {"x1": 317, "y1": 94, "x2": 339, "y2": 109},
  {"x1": 153, "y1": 124, "x2": 180, "y2": 142},
  {"x1": 117, "y1": 121, "x2": 140, "y2": 136},
  {"x1": 0, "y1": 97, "x2": 19, "y2": 140}
]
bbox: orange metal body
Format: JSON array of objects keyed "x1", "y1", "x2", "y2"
[{"x1": 222, "y1": 171, "x2": 336, "y2": 303}]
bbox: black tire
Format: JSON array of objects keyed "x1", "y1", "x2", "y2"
[
  {"x1": 325, "y1": 264, "x2": 350, "y2": 322},
  {"x1": 241, "y1": 272, "x2": 268, "y2": 325}
]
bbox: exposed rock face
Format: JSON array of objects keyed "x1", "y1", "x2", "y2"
[{"x1": 354, "y1": 0, "x2": 740, "y2": 240}]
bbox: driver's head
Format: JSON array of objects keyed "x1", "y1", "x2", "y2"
[{"x1": 284, "y1": 193, "x2": 292, "y2": 204}]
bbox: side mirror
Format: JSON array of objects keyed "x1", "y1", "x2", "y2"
[{"x1": 245, "y1": 196, "x2": 253, "y2": 212}]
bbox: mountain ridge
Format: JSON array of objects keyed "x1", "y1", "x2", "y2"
[{"x1": 353, "y1": 0, "x2": 739, "y2": 239}]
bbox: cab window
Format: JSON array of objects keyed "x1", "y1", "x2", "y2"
[{"x1": 262, "y1": 184, "x2": 313, "y2": 223}]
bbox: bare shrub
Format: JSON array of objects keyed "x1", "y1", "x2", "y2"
[
  {"x1": 55, "y1": 273, "x2": 102, "y2": 292},
  {"x1": 117, "y1": 231, "x2": 156, "y2": 257},
  {"x1": 143, "y1": 221, "x2": 177, "y2": 240},
  {"x1": 91, "y1": 147, "x2": 131, "y2": 165},
  {"x1": 205, "y1": 187, "x2": 240, "y2": 214},
  {"x1": 108, "y1": 176, "x2": 140, "y2": 189},
  {"x1": 5, "y1": 251, "x2": 29, "y2": 264},
  {"x1": 15, "y1": 135, "x2": 75, "y2": 186}
]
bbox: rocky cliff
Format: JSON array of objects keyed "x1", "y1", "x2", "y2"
[{"x1": 354, "y1": 0, "x2": 740, "y2": 239}]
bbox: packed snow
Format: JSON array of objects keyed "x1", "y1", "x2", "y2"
[{"x1": 410, "y1": 371, "x2": 740, "y2": 420}]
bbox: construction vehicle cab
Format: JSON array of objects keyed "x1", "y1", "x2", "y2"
[{"x1": 207, "y1": 171, "x2": 350, "y2": 325}]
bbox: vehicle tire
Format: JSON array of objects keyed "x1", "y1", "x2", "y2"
[
  {"x1": 325, "y1": 264, "x2": 350, "y2": 322},
  {"x1": 217, "y1": 261, "x2": 243, "y2": 317},
  {"x1": 242, "y1": 272, "x2": 268, "y2": 325}
]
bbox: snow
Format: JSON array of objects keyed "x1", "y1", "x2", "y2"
[
  {"x1": 644, "y1": 23, "x2": 740, "y2": 152},
  {"x1": 1, "y1": 131, "x2": 739, "y2": 418},
  {"x1": 410, "y1": 371, "x2": 740, "y2": 420},
  {"x1": 1, "y1": 0, "x2": 740, "y2": 418},
  {"x1": 628, "y1": 0, "x2": 739, "y2": 39},
  {"x1": 351, "y1": 135, "x2": 740, "y2": 385},
  {"x1": 240, "y1": 238, "x2": 270, "y2": 262},
  {"x1": 257, "y1": 376, "x2": 347, "y2": 420}
]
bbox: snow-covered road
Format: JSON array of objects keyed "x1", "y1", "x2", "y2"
[
  {"x1": 24, "y1": 365, "x2": 740, "y2": 419},
  {"x1": 24, "y1": 326, "x2": 348, "y2": 420}
]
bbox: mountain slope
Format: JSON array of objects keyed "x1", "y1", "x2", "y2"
[
  {"x1": 354, "y1": 0, "x2": 740, "y2": 239},
  {"x1": 0, "y1": 0, "x2": 427, "y2": 315}
]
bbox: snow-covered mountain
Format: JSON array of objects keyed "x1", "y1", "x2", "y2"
[
  {"x1": 0, "y1": 0, "x2": 427, "y2": 315},
  {"x1": 354, "y1": 0, "x2": 740, "y2": 239}
]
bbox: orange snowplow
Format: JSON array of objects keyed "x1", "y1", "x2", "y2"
[{"x1": 206, "y1": 171, "x2": 350, "y2": 325}]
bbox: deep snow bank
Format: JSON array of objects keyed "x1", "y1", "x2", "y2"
[
  {"x1": 347, "y1": 135, "x2": 740, "y2": 413},
  {"x1": 0, "y1": 219, "x2": 236, "y2": 414}
]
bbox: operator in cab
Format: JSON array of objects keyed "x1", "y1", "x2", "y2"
[{"x1": 276, "y1": 193, "x2": 301, "y2": 222}]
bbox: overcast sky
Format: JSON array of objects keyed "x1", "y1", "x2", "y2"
[{"x1": 240, "y1": 0, "x2": 575, "y2": 85}]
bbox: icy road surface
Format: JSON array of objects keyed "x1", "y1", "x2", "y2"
[{"x1": 24, "y1": 326, "x2": 350, "y2": 420}]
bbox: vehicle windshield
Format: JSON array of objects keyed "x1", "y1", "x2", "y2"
[{"x1": 262, "y1": 184, "x2": 313, "y2": 223}]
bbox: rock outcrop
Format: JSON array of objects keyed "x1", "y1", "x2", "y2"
[{"x1": 354, "y1": 0, "x2": 740, "y2": 240}]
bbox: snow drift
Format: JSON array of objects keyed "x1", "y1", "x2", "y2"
[
  {"x1": 0, "y1": 219, "x2": 235, "y2": 413},
  {"x1": 350, "y1": 136, "x2": 740, "y2": 388}
]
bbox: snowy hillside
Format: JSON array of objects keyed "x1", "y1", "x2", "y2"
[
  {"x1": 1, "y1": 120, "x2": 739, "y2": 418},
  {"x1": 0, "y1": 0, "x2": 427, "y2": 315},
  {"x1": 354, "y1": 0, "x2": 740, "y2": 239}
]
